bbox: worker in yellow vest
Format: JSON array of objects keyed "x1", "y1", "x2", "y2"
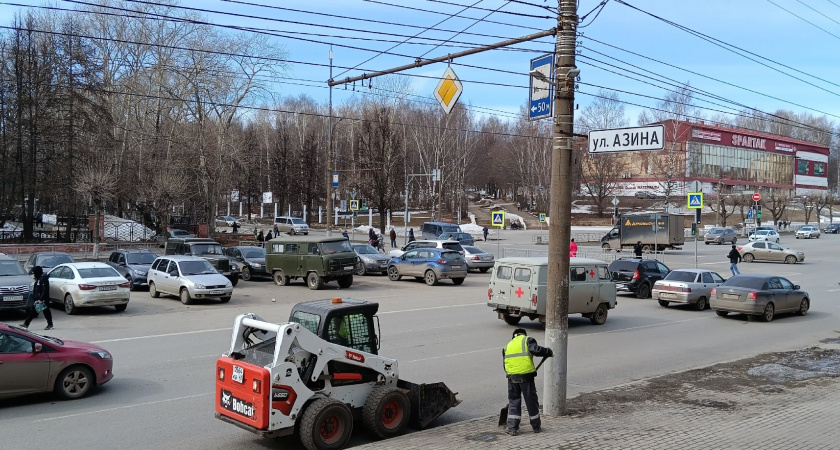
[{"x1": 502, "y1": 328, "x2": 553, "y2": 436}]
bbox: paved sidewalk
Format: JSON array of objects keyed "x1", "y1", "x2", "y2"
[{"x1": 359, "y1": 345, "x2": 840, "y2": 450}]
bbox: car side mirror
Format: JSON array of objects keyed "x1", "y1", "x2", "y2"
[
  {"x1": 119, "y1": 262, "x2": 126, "y2": 266},
  {"x1": 33, "y1": 342, "x2": 42, "y2": 353},
  {"x1": 400, "y1": 255, "x2": 406, "y2": 260},
  {"x1": 793, "y1": 285, "x2": 800, "y2": 290}
]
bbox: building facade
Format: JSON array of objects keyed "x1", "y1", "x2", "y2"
[{"x1": 606, "y1": 120, "x2": 829, "y2": 197}]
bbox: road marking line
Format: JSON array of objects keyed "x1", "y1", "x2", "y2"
[
  {"x1": 404, "y1": 316, "x2": 712, "y2": 363},
  {"x1": 378, "y1": 303, "x2": 485, "y2": 314},
  {"x1": 91, "y1": 328, "x2": 230, "y2": 343},
  {"x1": 34, "y1": 393, "x2": 212, "y2": 422}
]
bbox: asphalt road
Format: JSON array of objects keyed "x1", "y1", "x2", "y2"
[{"x1": 1, "y1": 230, "x2": 837, "y2": 449}]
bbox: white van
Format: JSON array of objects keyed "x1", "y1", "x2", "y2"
[
  {"x1": 273, "y1": 216, "x2": 309, "y2": 235},
  {"x1": 487, "y1": 257, "x2": 617, "y2": 326}
]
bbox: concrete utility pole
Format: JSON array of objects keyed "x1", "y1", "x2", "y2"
[
  {"x1": 543, "y1": 0, "x2": 577, "y2": 416},
  {"x1": 326, "y1": 47, "x2": 334, "y2": 236}
]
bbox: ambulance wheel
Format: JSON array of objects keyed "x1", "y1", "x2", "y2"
[
  {"x1": 299, "y1": 398, "x2": 353, "y2": 450},
  {"x1": 363, "y1": 386, "x2": 410, "y2": 439},
  {"x1": 590, "y1": 303, "x2": 609, "y2": 325},
  {"x1": 503, "y1": 314, "x2": 521, "y2": 325}
]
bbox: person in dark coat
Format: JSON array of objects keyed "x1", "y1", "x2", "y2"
[
  {"x1": 503, "y1": 328, "x2": 552, "y2": 436},
  {"x1": 257, "y1": 230, "x2": 265, "y2": 242},
  {"x1": 265, "y1": 230, "x2": 273, "y2": 241},
  {"x1": 483, "y1": 226, "x2": 489, "y2": 241},
  {"x1": 408, "y1": 228, "x2": 416, "y2": 242},
  {"x1": 231, "y1": 222, "x2": 240, "y2": 234},
  {"x1": 633, "y1": 241, "x2": 643, "y2": 257},
  {"x1": 389, "y1": 227, "x2": 397, "y2": 248},
  {"x1": 368, "y1": 227, "x2": 377, "y2": 246},
  {"x1": 727, "y1": 244, "x2": 742, "y2": 276},
  {"x1": 21, "y1": 266, "x2": 53, "y2": 330}
]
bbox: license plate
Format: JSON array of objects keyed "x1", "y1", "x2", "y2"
[
  {"x1": 3, "y1": 295, "x2": 23, "y2": 301},
  {"x1": 232, "y1": 365, "x2": 244, "y2": 383},
  {"x1": 99, "y1": 285, "x2": 117, "y2": 291},
  {"x1": 723, "y1": 293, "x2": 740, "y2": 300},
  {"x1": 660, "y1": 292, "x2": 675, "y2": 299},
  {"x1": 344, "y1": 266, "x2": 354, "y2": 270},
  {"x1": 210, "y1": 290, "x2": 223, "y2": 295},
  {"x1": 451, "y1": 265, "x2": 461, "y2": 268}
]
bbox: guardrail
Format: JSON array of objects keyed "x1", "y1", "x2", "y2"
[
  {"x1": 502, "y1": 246, "x2": 671, "y2": 264},
  {"x1": 532, "y1": 232, "x2": 605, "y2": 245}
]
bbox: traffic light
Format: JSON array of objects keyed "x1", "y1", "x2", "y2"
[
  {"x1": 694, "y1": 208, "x2": 701, "y2": 224},
  {"x1": 691, "y1": 222, "x2": 697, "y2": 236},
  {"x1": 613, "y1": 206, "x2": 618, "y2": 217},
  {"x1": 361, "y1": 199, "x2": 367, "y2": 210},
  {"x1": 756, "y1": 205, "x2": 762, "y2": 219}
]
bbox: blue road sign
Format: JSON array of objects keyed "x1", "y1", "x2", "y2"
[
  {"x1": 687, "y1": 193, "x2": 703, "y2": 209},
  {"x1": 747, "y1": 208, "x2": 753, "y2": 219},
  {"x1": 491, "y1": 211, "x2": 505, "y2": 227},
  {"x1": 528, "y1": 54, "x2": 554, "y2": 121},
  {"x1": 539, "y1": 213, "x2": 546, "y2": 223},
  {"x1": 332, "y1": 172, "x2": 339, "y2": 188},
  {"x1": 350, "y1": 200, "x2": 359, "y2": 211}
]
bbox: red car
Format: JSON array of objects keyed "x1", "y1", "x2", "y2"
[{"x1": 0, "y1": 322, "x2": 114, "y2": 400}]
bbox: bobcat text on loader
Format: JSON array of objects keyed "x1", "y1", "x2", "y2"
[{"x1": 215, "y1": 297, "x2": 460, "y2": 450}]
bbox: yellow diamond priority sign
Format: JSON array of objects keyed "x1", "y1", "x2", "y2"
[{"x1": 434, "y1": 67, "x2": 463, "y2": 115}]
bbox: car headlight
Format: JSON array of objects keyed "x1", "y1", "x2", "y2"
[
  {"x1": 225, "y1": 282, "x2": 232, "y2": 288},
  {"x1": 195, "y1": 284, "x2": 206, "y2": 289},
  {"x1": 89, "y1": 350, "x2": 112, "y2": 359},
  {"x1": 133, "y1": 269, "x2": 147, "y2": 276},
  {"x1": 250, "y1": 263, "x2": 262, "y2": 268},
  {"x1": 362, "y1": 257, "x2": 375, "y2": 264}
]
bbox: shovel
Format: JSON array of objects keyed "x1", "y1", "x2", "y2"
[{"x1": 498, "y1": 356, "x2": 548, "y2": 427}]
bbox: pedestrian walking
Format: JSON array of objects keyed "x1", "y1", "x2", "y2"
[
  {"x1": 633, "y1": 240, "x2": 643, "y2": 257},
  {"x1": 273, "y1": 223, "x2": 280, "y2": 235},
  {"x1": 253, "y1": 227, "x2": 259, "y2": 240},
  {"x1": 265, "y1": 230, "x2": 273, "y2": 241},
  {"x1": 503, "y1": 328, "x2": 553, "y2": 436},
  {"x1": 728, "y1": 244, "x2": 742, "y2": 276},
  {"x1": 389, "y1": 227, "x2": 397, "y2": 248},
  {"x1": 483, "y1": 226, "x2": 489, "y2": 242},
  {"x1": 408, "y1": 228, "x2": 416, "y2": 243},
  {"x1": 257, "y1": 230, "x2": 265, "y2": 242},
  {"x1": 231, "y1": 222, "x2": 240, "y2": 234},
  {"x1": 368, "y1": 227, "x2": 377, "y2": 246},
  {"x1": 21, "y1": 266, "x2": 54, "y2": 330},
  {"x1": 569, "y1": 238, "x2": 578, "y2": 257}
]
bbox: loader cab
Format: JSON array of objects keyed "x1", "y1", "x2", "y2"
[{"x1": 289, "y1": 297, "x2": 380, "y2": 355}]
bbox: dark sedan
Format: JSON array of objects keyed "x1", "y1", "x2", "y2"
[
  {"x1": 351, "y1": 243, "x2": 390, "y2": 275},
  {"x1": 223, "y1": 246, "x2": 267, "y2": 281},
  {"x1": 24, "y1": 251, "x2": 73, "y2": 274},
  {"x1": 710, "y1": 274, "x2": 810, "y2": 322},
  {"x1": 0, "y1": 322, "x2": 114, "y2": 400},
  {"x1": 106, "y1": 249, "x2": 157, "y2": 291}
]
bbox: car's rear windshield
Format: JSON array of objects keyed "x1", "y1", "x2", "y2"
[
  {"x1": 722, "y1": 277, "x2": 765, "y2": 289},
  {"x1": 442, "y1": 242, "x2": 464, "y2": 252},
  {"x1": 463, "y1": 246, "x2": 485, "y2": 254},
  {"x1": 440, "y1": 251, "x2": 461, "y2": 260},
  {"x1": 0, "y1": 260, "x2": 26, "y2": 276},
  {"x1": 127, "y1": 253, "x2": 157, "y2": 265},
  {"x1": 609, "y1": 261, "x2": 638, "y2": 271},
  {"x1": 242, "y1": 248, "x2": 265, "y2": 258},
  {"x1": 78, "y1": 267, "x2": 121, "y2": 278},
  {"x1": 664, "y1": 271, "x2": 697, "y2": 282},
  {"x1": 440, "y1": 225, "x2": 461, "y2": 234}
]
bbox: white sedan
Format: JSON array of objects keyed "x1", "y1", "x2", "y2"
[
  {"x1": 748, "y1": 229, "x2": 780, "y2": 243},
  {"x1": 47, "y1": 262, "x2": 130, "y2": 314}
]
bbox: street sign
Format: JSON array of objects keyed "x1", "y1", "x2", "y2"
[
  {"x1": 588, "y1": 124, "x2": 665, "y2": 153},
  {"x1": 687, "y1": 193, "x2": 703, "y2": 209},
  {"x1": 262, "y1": 192, "x2": 273, "y2": 204},
  {"x1": 332, "y1": 172, "x2": 339, "y2": 188},
  {"x1": 747, "y1": 208, "x2": 753, "y2": 219},
  {"x1": 611, "y1": 197, "x2": 619, "y2": 206},
  {"x1": 528, "y1": 53, "x2": 554, "y2": 121},
  {"x1": 432, "y1": 169, "x2": 440, "y2": 182},
  {"x1": 433, "y1": 67, "x2": 463, "y2": 115},
  {"x1": 752, "y1": 193, "x2": 761, "y2": 202},
  {"x1": 745, "y1": 218, "x2": 755, "y2": 224},
  {"x1": 688, "y1": 180, "x2": 702, "y2": 193},
  {"x1": 350, "y1": 200, "x2": 359, "y2": 211},
  {"x1": 539, "y1": 213, "x2": 546, "y2": 223},
  {"x1": 491, "y1": 211, "x2": 505, "y2": 227}
]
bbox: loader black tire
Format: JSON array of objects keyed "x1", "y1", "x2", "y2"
[
  {"x1": 362, "y1": 386, "x2": 410, "y2": 439},
  {"x1": 299, "y1": 398, "x2": 353, "y2": 450}
]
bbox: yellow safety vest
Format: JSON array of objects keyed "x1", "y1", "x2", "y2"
[{"x1": 504, "y1": 335, "x2": 536, "y2": 375}]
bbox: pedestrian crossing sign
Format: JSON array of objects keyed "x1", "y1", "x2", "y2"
[
  {"x1": 687, "y1": 193, "x2": 703, "y2": 209},
  {"x1": 491, "y1": 211, "x2": 505, "y2": 227},
  {"x1": 350, "y1": 200, "x2": 359, "y2": 211},
  {"x1": 539, "y1": 213, "x2": 546, "y2": 223}
]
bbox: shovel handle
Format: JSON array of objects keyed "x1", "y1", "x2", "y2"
[{"x1": 534, "y1": 356, "x2": 548, "y2": 371}]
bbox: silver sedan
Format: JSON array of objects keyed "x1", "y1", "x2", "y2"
[
  {"x1": 652, "y1": 269, "x2": 725, "y2": 311},
  {"x1": 462, "y1": 245, "x2": 495, "y2": 272},
  {"x1": 47, "y1": 262, "x2": 130, "y2": 314}
]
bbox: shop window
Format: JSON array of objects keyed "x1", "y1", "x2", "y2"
[
  {"x1": 797, "y1": 160, "x2": 809, "y2": 175},
  {"x1": 814, "y1": 162, "x2": 826, "y2": 176}
]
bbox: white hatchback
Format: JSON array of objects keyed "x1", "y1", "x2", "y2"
[
  {"x1": 748, "y1": 229, "x2": 780, "y2": 243},
  {"x1": 147, "y1": 256, "x2": 233, "y2": 305},
  {"x1": 47, "y1": 262, "x2": 130, "y2": 314}
]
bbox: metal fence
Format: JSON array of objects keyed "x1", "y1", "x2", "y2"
[
  {"x1": 503, "y1": 246, "x2": 670, "y2": 264},
  {"x1": 531, "y1": 232, "x2": 607, "y2": 244}
]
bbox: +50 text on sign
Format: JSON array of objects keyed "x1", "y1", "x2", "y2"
[{"x1": 588, "y1": 124, "x2": 665, "y2": 153}]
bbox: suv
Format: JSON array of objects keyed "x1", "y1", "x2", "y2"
[
  {"x1": 421, "y1": 221, "x2": 462, "y2": 240},
  {"x1": 608, "y1": 258, "x2": 671, "y2": 299},
  {"x1": 387, "y1": 239, "x2": 465, "y2": 258},
  {"x1": 273, "y1": 216, "x2": 309, "y2": 235},
  {"x1": 24, "y1": 251, "x2": 73, "y2": 274},
  {"x1": 164, "y1": 238, "x2": 241, "y2": 286},
  {"x1": 106, "y1": 249, "x2": 158, "y2": 291},
  {"x1": 265, "y1": 236, "x2": 357, "y2": 290},
  {"x1": 0, "y1": 254, "x2": 30, "y2": 311},
  {"x1": 704, "y1": 227, "x2": 737, "y2": 245}
]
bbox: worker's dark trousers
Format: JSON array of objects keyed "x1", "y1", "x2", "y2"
[
  {"x1": 506, "y1": 376, "x2": 541, "y2": 432},
  {"x1": 23, "y1": 303, "x2": 53, "y2": 327}
]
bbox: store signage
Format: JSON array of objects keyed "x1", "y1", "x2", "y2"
[
  {"x1": 731, "y1": 134, "x2": 767, "y2": 150},
  {"x1": 691, "y1": 130, "x2": 721, "y2": 141},
  {"x1": 774, "y1": 143, "x2": 796, "y2": 152}
]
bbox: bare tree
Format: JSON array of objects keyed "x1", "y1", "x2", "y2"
[
  {"x1": 579, "y1": 152, "x2": 622, "y2": 216},
  {"x1": 765, "y1": 191, "x2": 789, "y2": 226},
  {"x1": 73, "y1": 164, "x2": 118, "y2": 256},
  {"x1": 812, "y1": 193, "x2": 834, "y2": 225},
  {"x1": 795, "y1": 195, "x2": 815, "y2": 224}
]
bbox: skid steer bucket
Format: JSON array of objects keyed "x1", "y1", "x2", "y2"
[{"x1": 397, "y1": 380, "x2": 461, "y2": 429}]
